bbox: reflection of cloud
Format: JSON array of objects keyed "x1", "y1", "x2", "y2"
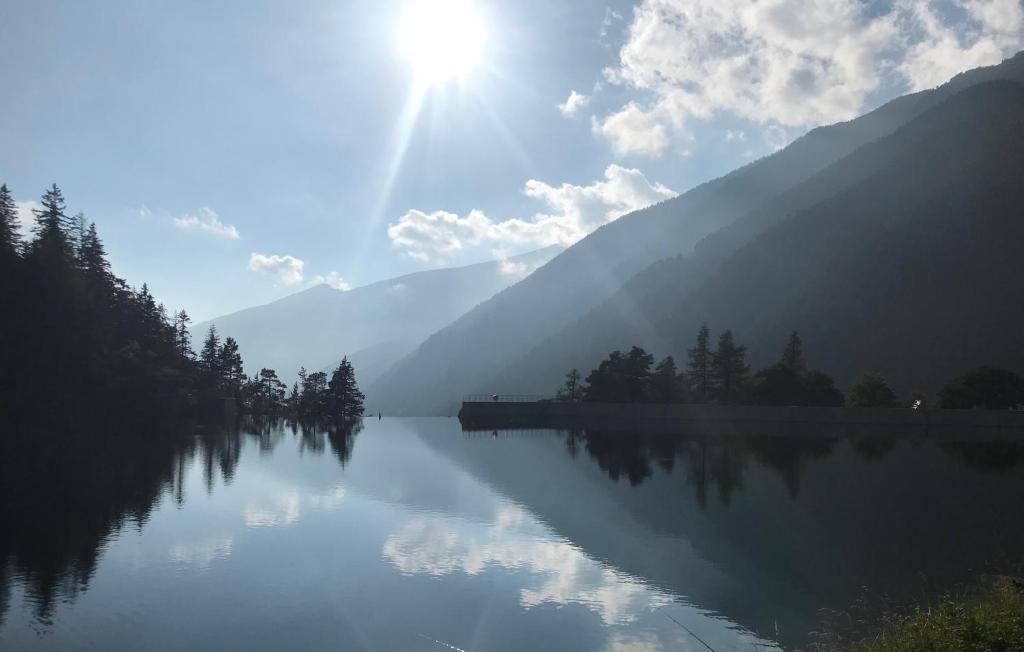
[
  {"x1": 307, "y1": 486, "x2": 347, "y2": 510},
  {"x1": 244, "y1": 486, "x2": 347, "y2": 529},
  {"x1": 245, "y1": 492, "x2": 301, "y2": 528},
  {"x1": 169, "y1": 536, "x2": 234, "y2": 569},
  {"x1": 382, "y1": 505, "x2": 671, "y2": 624}
]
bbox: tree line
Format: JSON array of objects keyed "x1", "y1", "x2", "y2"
[
  {"x1": 557, "y1": 324, "x2": 1024, "y2": 409},
  {"x1": 0, "y1": 183, "x2": 364, "y2": 425}
]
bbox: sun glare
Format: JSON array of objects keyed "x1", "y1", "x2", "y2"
[{"x1": 398, "y1": 0, "x2": 485, "y2": 86}]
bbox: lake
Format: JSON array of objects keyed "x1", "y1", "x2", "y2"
[{"x1": 2, "y1": 418, "x2": 1024, "y2": 651}]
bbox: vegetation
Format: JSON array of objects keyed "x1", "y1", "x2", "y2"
[
  {"x1": 0, "y1": 182, "x2": 365, "y2": 425},
  {"x1": 558, "y1": 328, "x2": 845, "y2": 407},
  {"x1": 824, "y1": 576, "x2": 1024, "y2": 652},
  {"x1": 938, "y1": 367, "x2": 1024, "y2": 410},
  {"x1": 848, "y1": 375, "x2": 900, "y2": 408}
]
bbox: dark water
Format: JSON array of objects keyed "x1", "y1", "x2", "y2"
[{"x1": 2, "y1": 419, "x2": 1024, "y2": 651}]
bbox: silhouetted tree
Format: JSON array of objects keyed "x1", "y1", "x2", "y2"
[
  {"x1": 938, "y1": 367, "x2": 1024, "y2": 409},
  {"x1": 556, "y1": 368, "x2": 584, "y2": 402},
  {"x1": 218, "y1": 337, "x2": 245, "y2": 397},
  {"x1": 0, "y1": 184, "x2": 21, "y2": 258},
  {"x1": 847, "y1": 375, "x2": 900, "y2": 408},
  {"x1": 687, "y1": 323, "x2": 715, "y2": 402},
  {"x1": 649, "y1": 356, "x2": 684, "y2": 403},
  {"x1": 713, "y1": 330, "x2": 749, "y2": 404},
  {"x1": 748, "y1": 333, "x2": 844, "y2": 407},
  {"x1": 585, "y1": 347, "x2": 654, "y2": 402},
  {"x1": 199, "y1": 325, "x2": 221, "y2": 385},
  {"x1": 173, "y1": 310, "x2": 193, "y2": 358},
  {"x1": 328, "y1": 357, "x2": 364, "y2": 421}
]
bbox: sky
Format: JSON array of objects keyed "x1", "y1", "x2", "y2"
[{"x1": 2, "y1": 0, "x2": 1022, "y2": 321}]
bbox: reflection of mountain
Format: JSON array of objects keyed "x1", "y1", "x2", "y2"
[
  {"x1": 423, "y1": 427, "x2": 1024, "y2": 648},
  {"x1": 193, "y1": 247, "x2": 558, "y2": 386}
]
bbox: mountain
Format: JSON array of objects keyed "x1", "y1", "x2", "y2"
[
  {"x1": 192, "y1": 247, "x2": 558, "y2": 387},
  {"x1": 370, "y1": 52, "x2": 1024, "y2": 415},
  {"x1": 505, "y1": 80, "x2": 1024, "y2": 396}
]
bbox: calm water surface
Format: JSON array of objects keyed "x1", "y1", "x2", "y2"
[{"x1": 2, "y1": 418, "x2": 1024, "y2": 651}]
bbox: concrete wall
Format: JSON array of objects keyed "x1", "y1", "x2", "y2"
[{"x1": 458, "y1": 401, "x2": 1024, "y2": 438}]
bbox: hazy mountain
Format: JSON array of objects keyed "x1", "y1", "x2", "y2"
[
  {"x1": 370, "y1": 52, "x2": 1024, "y2": 415},
  {"x1": 504, "y1": 80, "x2": 1024, "y2": 397},
  {"x1": 193, "y1": 247, "x2": 558, "y2": 386}
]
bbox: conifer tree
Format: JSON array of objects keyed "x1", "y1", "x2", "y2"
[
  {"x1": 0, "y1": 184, "x2": 21, "y2": 258},
  {"x1": 781, "y1": 331, "x2": 805, "y2": 371},
  {"x1": 174, "y1": 310, "x2": 193, "y2": 358},
  {"x1": 218, "y1": 337, "x2": 244, "y2": 395},
  {"x1": 713, "y1": 330, "x2": 749, "y2": 404},
  {"x1": 556, "y1": 368, "x2": 584, "y2": 402},
  {"x1": 687, "y1": 323, "x2": 715, "y2": 402},
  {"x1": 199, "y1": 325, "x2": 221, "y2": 382},
  {"x1": 80, "y1": 222, "x2": 111, "y2": 283},
  {"x1": 328, "y1": 357, "x2": 364, "y2": 421},
  {"x1": 650, "y1": 356, "x2": 682, "y2": 403},
  {"x1": 29, "y1": 183, "x2": 73, "y2": 261}
]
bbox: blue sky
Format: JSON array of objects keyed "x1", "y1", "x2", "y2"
[{"x1": 2, "y1": 0, "x2": 1021, "y2": 320}]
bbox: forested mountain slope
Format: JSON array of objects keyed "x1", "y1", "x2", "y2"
[
  {"x1": 509, "y1": 81, "x2": 1024, "y2": 396},
  {"x1": 371, "y1": 52, "x2": 1024, "y2": 415}
]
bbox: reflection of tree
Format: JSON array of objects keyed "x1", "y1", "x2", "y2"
[
  {"x1": 851, "y1": 436, "x2": 897, "y2": 461},
  {"x1": 568, "y1": 430, "x2": 838, "y2": 505},
  {"x1": 747, "y1": 437, "x2": 836, "y2": 499},
  {"x1": 0, "y1": 417, "x2": 361, "y2": 627},
  {"x1": 941, "y1": 441, "x2": 1024, "y2": 471}
]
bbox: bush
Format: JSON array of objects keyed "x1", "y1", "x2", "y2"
[
  {"x1": 847, "y1": 375, "x2": 900, "y2": 408},
  {"x1": 938, "y1": 367, "x2": 1024, "y2": 409}
]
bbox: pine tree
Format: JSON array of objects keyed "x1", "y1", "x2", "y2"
[
  {"x1": 713, "y1": 330, "x2": 749, "y2": 404},
  {"x1": 199, "y1": 325, "x2": 221, "y2": 382},
  {"x1": 0, "y1": 184, "x2": 22, "y2": 258},
  {"x1": 79, "y1": 222, "x2": 111, "y2": 283},
  {"x1": 781, "y1": 331, "x2": 805, "y2": 371},
  {"x1": 174, "y1": 310, "x2": 193, "y2": 358},
  {"x1": 650, "y1": 356, "x2": 682, "y2": 403},
  {"x1": 687, "y1": 323, "x2": 715, "y2": 402},
  {"x1": 29, "y1": 183, "x2": 73, "y2": 261},
  {"x1": 218, "y1": 337, "x2": 244, "y2": 396},
  {"x1": 70, "y1": 212, "x2": 87, "y2": 262},
  {"x1": 556, "y1": 368, "x2": 584, "y2": 402},
  {"x1": 328, "y1": 357, "x2": 364, "y2": 421}
]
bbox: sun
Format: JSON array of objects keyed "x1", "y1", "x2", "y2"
[{"x1": 397, "y1": 0, "x2": 485, "y2": 86}]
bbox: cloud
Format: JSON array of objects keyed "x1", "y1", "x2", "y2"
[
  {"x1": 173, "y1": 207, "x2": 240, "y2": 239},
  {"x1": 311, "y1": 272, "x2": 351, "y2": 291},
  {"x1": 248, "y1": 253, "x2": 305, "y2": 286},
  {"x1": 592, "y1": 102, "x2": 669, "y2": 156},
  {"x1": 387, "y1": 165, "x2": 675, "y2": 262},
  {"x1": 594, "y1": 0, "x2": 1024, "y2": 157},
  {"x1": 558, "y1": 90, "x2": 590, "y2": 117},
  {"x1": 382, "y1": 506, "x2": 673, "y2": 625},
  {"x1": 14, "y1": 200, "x2": 39, "y2": 238}
]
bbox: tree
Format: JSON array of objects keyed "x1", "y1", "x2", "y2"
[
  {"x1": 687, "y1": 323, "x2": 715, "y2": 402},
  {"x1": 649, "y1": 356, "x2": 683, "y2": 403},
  {"x1": 748, "y1": 333, "x2": 844, "y2": 407},
  {"x1": 328, "y1": 357, "x2": 364, "y2": 421},
  {"x1": 29, "y1": 183, "x2": 73, "y2": 260},
  {"x1": 938, "y1": 367, "x2": 1024, "y2": 410},
  {"x1": 0, "y1": 184, "x2": 21, "y2": 258},
  {"x1": 302, "y1": 371, "x2": 329, "y2": 415},
  {"x1": 173, "y1": 310, "x2": 193, "y2": 358},
  {"x1": 253, "y1": 368, "x2": 287, "y2": 414},
  {"x1": 199, "y1": 325, "x2": 221, "y2": 384},
  {"x1": 218, "y1": 337, "x2": 245, "y2": 396},
  {"x1": 781, "y1": 331, "x2": 805, "y2": 371},
  {"x1": 79, "y1": 222, "x2": 111, "y2": 284},
  {"x1": 585, "y1": 347, "x2": 654, "y2": 403},
  {"x1": 713, "y1": 330, "x2": 749, "y2": 404},
  {"x1": 847, "y1": 374, "x2": 900, "y2": 408},
  {"x1": 556, "y1": 368, "x2": 584, "y2": 402}
]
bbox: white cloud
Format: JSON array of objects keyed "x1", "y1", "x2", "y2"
[
  {"x1": 311, "y1": 272, "x2": 351, "y2": 291},
  {"x1": 387, "y1": 165, "x2": 675, "y2": 262},
  {"x1": 14, "y1": 200, "x2": 39, "y2": 239},
  {"x1": 248, "y1": 253, "x2": 305, "y2": 286},
  {"x1": 592, "y1": 102, "x2": 669, "y2": 156},
  {"x1": 173, "y1": 207, "x2": 240, "y2": 239},
  {"x1": 594, "y1": 0, "x2": 1024, "y2": 157},
  {"x1": 899, "y1": 0, "x2": 1024, "y2": 91},
  {"x1": 724, "y1": 129, "x2": 746, "y2": 143},
  {"x1": 558, "y1": 90, "x2": 590, "y2": 117}
]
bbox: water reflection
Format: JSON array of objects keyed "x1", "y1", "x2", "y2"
[{"x1": 1, "y1": 418, "x2": 1023, "y2": 651}]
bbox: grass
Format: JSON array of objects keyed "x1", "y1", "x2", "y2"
[{"x1": 825, "y1": 576, "x2": 1024, "y2": 652}]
